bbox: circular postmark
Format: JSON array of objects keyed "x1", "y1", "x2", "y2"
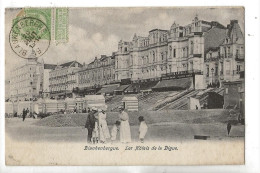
[{"x1": 9, "y1": 17, "x2": 51, "y2": 59}]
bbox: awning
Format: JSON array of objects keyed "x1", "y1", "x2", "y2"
[
  {"x1": 125, "y1": 81, "x2": 159, "y2": 93},
  {"x1": 96, "y1": 84, "x2": 119, "y2": 94},
  {"x1": 140, "y1": 81, "x2": 159, "y2": 91},
  {"x1": 125, "y1": 83, "x2": 139, "y2": 93},
  {"x1": 152, "y1": 78, "x2": 192, "y2": 91},
  {"x1": 114, "y1": 85, "x2": 130, "y2": 92}
]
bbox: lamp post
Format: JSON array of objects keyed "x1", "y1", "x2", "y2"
[{"x1": 211, "y1": 68, "x2": 214, "y2": 85}]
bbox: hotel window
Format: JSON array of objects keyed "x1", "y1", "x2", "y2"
[
  {"x1": 206, "y1": 65, "x2": 209, "y2": 77},
  {"x1": 190, "y1": 41, "x2": 194, "y2": 54},
  {"x1": 173, "y1": 49, "x2": 176, "y2": 58},
  {"x1": 220, "y1": 62, "x2": 224, "y2": 75},
  {"x1": 153, "y1": 52, "x2": 155, "y2": 62},
  {"x1": 215, "y1": 64, "x2": 218, "y2": 76},
  {"x1": 236, "y1": 49, "x2": 239, "y2": 58},
  {"x1": 226, "y1": 61, "x2": 230, "y2": 74},
  {"x1": 227, "y1": 47, "x2": 230, "y2": 57},
  {"x1": 169, "y1": 46, "x2": 172, "y2": 57},
  {"x1": 161, "y1": 53, "x2": 164, "y2": 60},
  {"x1": 182, "y1": 48, "x2": 185, "y2": 57},
  {"x1": 237, "y1": 65, "x2": 241, "y2": 72}
]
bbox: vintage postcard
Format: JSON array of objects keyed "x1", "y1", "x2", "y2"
[{"x1": 4, "y1": 7, "x2": 245, "y2": 166}]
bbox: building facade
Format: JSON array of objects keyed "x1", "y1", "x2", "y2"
[
  {"x1": 10, "y1": 59, "x2": 38, "y2": 101},
  {"x1": 9, "y1": 54, "x2": 56, "y2": 101},
  {"x1": 114, "y1": 16, "x2": 243, "y2": 88},
  {"x1": 8, "y1": 16, "x2": 245, "y2": 100},
  {"x1": 49, "y1": 61, "x2": 83, "y2": 98},
  {"x1": 205, "y1": 20, "x2": 245, "y2": 87},
  {"x1": 77, "y1": 55, "x2": 115, "y2": 89},
  {"x1": 41, "y1": 63, "x2": 57, "y2": 98}
]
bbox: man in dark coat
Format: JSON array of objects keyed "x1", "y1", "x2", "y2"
[
  {"x1": 85, "y1": 108, "x2": 97, "y2": 143},
  {"x1": 22, "y1": 108, "x2": 26, "y2": 121},
  {"x1": 227, "y1": 121, "x2": 232, "y2": 136}
]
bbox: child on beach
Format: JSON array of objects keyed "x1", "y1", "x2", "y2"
[
  {"x1": 110, "y1": 121, "x2": 121, "y2": 144},
  {"x1": 138, "y1": 116, "x2": 148, "y2": 143},
  {"x1": 91, "y1": 121, "x2": 99, "y2": 144}
]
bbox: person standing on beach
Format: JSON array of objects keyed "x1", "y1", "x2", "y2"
[
  {"x1": 22, "y1": 108, "x2": 26, "y2": 121},
  {"x1": 85, "y1": 107, "x2": 96, "y2": 143},
  {"x1": 26, "y1": 108, "x2": 30, "y2": 118},
  {"x1": 138, "y1": 116, "x2": 148, "y2": 143},
  {"x1": 227, "y1": 121, "x2": 232, "y2": 136},
  {"x1": 98, "y1": 108, "x2": 110, "y2": 143},
  {"x1": 110, "y1": 121, "x2": 121, "y2": 144},
  {"x1": 118, "y1": 107, "x2": 131, "y2": 143}
]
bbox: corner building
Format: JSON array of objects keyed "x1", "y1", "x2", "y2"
[{"x1": 204, "y1": 20, "x2": 244, "y2": 86}]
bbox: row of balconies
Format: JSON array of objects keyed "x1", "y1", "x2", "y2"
[
  {"x1": 206, "y1": 70, "x2": 241, "y2": 77},
  {"x1": 122, "y1": 54, "x2": 200, "y2": 67},
  {"x1": 79, "y1": 76, "x2": 114, "y2": 82},
  {"x1": 220, "y1": 53, "x2": 244, "y2": 59},
  {"x1": 49, "y1": 74, "x2": 68, "y2": 80},
  {"x1": 161, "y1": 70, "x2": 203, "y2": 77},
  {"x1": 206, "y1": 53, "x2": 245, "y2": 61}
]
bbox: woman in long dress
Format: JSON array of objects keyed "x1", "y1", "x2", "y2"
[
  {"x1": 98, "y1": 109, "x2": 110, "y2": 143},
  {"x1": 118, "y1": 107, "x2": 131, "y2": 143}
]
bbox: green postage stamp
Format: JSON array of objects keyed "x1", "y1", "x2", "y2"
[{"x1": 13, "y1": 8, "x2": 69, "y2": 45}]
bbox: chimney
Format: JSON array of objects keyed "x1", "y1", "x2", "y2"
[
  {"x1": 230, "y1": 20, "x2": 238, "y2": 26},
  {"x1": 227, "y1": 24, "x2": 230, "y2": 29}
]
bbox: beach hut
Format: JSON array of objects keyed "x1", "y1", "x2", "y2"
[
  {"x1": 57, "y1": 100, "x2": 66, "y2": 113},
  {"x1": 65, "y1": 97, "x2": 76, "y2": 113},
  {"x1": 84, "y1": 95, "x2": 106, "y2": 109},
  {"x1": 75, "y1": 97, "x2": 85, "y2": 113},
  {"x1": 37, "y1": 98, "x2": 44, "y2": 113},
  {"x1": 122, "y1": 96, "x2": 138, "y2": 112},
  {"x1": 44, "y1": 99, "x2": 58, "y2": 113},
  {"x1": 5, "y1": 102, "x2": 14, "y2": 117}
]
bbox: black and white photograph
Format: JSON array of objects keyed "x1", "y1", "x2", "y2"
[{"x1": 4, "y1": 6, "x2": 246, "y2": 166}]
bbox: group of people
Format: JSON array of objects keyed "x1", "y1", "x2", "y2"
[{"x1": 84, "y1": 106, "x2": 148, "y2": 144}]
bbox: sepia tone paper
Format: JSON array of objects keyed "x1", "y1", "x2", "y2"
[{"x1": 5, "y1": 7, "x2": 245, "y2": 166}]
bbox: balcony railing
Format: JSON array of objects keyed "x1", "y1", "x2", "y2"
[
  {"x1": 161, "y1": 70, "x2": 202, "y2": 77},
  {"x1": 205, "y1": 56, "x2": 220, "y2": 62},
  {"x1": 235, "y1": 54, "x2": 245, "y2": 61},
  {"x1": 220, "y1": 54, "x2": 233, "y2": 58},
  {"x1": 233, "y1": 70, "x2": 242, "y2": 75}
]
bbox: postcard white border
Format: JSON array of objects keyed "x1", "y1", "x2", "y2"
[{"x1": 0, "y1": 0, "x2": 260, "y2": 172}]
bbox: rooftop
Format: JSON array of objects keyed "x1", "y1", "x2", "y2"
[
  {"x1": 60, "y1": 61, "x2": 83, "y2": 68},
  {"x1": 44, "y1": 64, "x2": 57, "y2": 70}
]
